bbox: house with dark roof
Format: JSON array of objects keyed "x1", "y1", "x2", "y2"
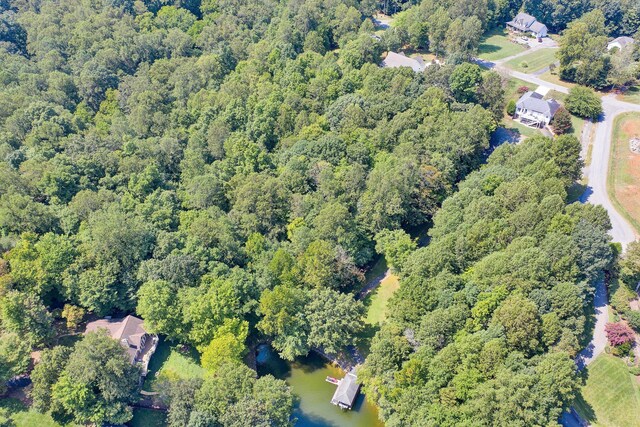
[
  {"x1": 506, "y1": 12, "x2": 548, "y2": 38},
  {"x1": 608, "y1": 36, "x2": 634, "y2": 51},
  {"x1": 514, "y1": 91, "x2": 561, "y2": 128},
  {"x1": 85, "y1": 315, "x2": 158, "y2": 377},
  {"x1": 330, "y1": 370, "x2": 360, "y2": 410}
]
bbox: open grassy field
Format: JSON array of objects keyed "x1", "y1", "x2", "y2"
[
  {"x1": 608, "y1": 112, "x2": 640, "y2": 234},
  {"x1": 142, "y1": 340, "x2": 205, "y2": 392},
  {"x1": 505, "y1": 48, "x2": 557, "y2": 72},
  {"x1": 574, "y1": 354, "x2": 640, "y2": 427},
  {"x1": 478, "y1": 29, "x2": 526, "y2": 61},
  {"x1": 364, "y1": 273, "x2": 400, "y2": 325}
]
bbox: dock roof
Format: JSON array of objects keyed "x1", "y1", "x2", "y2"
[{"x1": 331, "y1": 372, "x2": 360, "y2": 409}]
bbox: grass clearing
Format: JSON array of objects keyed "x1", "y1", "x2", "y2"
[
  {"x1": 142, "y1": 340, "x2": 205, "y2": 392},
  {"x1": 364, "y1": 273, "x2": 400, "y2": 325},
  {"x1": 128, "y1": 408, "x2": 167, "y2": 427},
  {"x1": 0, "y1": 398, "x2": 74, "y2": 427},
  {"x1": 574, "y1": 354, "x2": 640, "y2": 427},
  {"x1": 478, "y1": 29, "x2": 526, "y2": 61},
  {"x1": 608, "y1": 112, "x2": 640, "y2": 234},
  {"x1": 505, "y1": 48, "x2": 557, "y2": 72}
]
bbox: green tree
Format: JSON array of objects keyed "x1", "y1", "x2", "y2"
[
  {"x1": 48, "y1": 331, "x2": 140, "y2": 425},
  {"x1": 551, "y1": 107, "x2": 573, "y2": 135},
  {"x1": 307, "y1": 288, "x2": 364, "y2": 354},
  {"x1": 0, "y1": 290, "x2": 54, "y2": 347},
  {"x1": 0, "y1": 333, "x2": 31, "y2": 394},
  {"x1": 257, "y1": 285, "x2": 310, "y2": 360},
  {"x1": 201, "y1": 319, "x2": 249, "y2": 373},
  {"x1": 449, "y1": 63, "x2": 483, "y2": 103},
  {"x1": 565, "y1": 86, "x2": 603, "y2": 119},
  {"x1": 374, "y1": 229, "x2": 417, "y2": 273}
]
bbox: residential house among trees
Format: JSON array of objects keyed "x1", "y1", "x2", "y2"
[
  {"x1": 382, "y1": 52, "x2": 426, "y2": 72},
  {"x1": 607, "y1": 36, "x2": 634, "y2": 51},
  {"x1": 514, "y1": 91, "x2": 561, "y2": 127},
  {"x1": 85, "y1": 315, "x2": 158, "y2": 377},
  {"x1": 507, "y1": 12, "x2": 548, "y2": 38}
]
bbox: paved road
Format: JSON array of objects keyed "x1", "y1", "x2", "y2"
[{"x1": 475, "y1": 55, "x2": 640, "y2": 426}]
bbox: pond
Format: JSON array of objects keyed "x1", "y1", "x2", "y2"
[{"x1": 256, "y1": 345, "x2": 384, "y2": 427}]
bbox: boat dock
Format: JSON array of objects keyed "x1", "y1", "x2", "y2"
[{"x1": 329, "y1": 370, "x2": 360, "y2": 410}]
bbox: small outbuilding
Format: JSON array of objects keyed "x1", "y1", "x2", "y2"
[
  {"x1": 607, "y1": 36, "x2": 634, "y2": 51},
  {"x1": 514, "y1": 91, "x2": 561, "y2": 128},
  {"x1": 330, "y1": 371, "x2": 360, "y2": 410},
  {"x1": 507, "y1": 12, "x2": 548, "y2": 38}
]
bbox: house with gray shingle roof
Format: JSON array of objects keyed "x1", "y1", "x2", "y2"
[
  {"x1": 330, "y1": 371, "x2": 360, "y2": 410},
  {"x1": 514, "y1": 91, "x2": 561, "y2": 128},
  {"x1": 382, "y1": 51, "x2": 426, "y2": 72},
  {"x1": 507, "y1": 12, "x2": 548, "y2": 38},
  {"x1": 85, "y1": 315, "x2": 159, "y2": 378},
  {"x1": 608, "y1": 36, "x2": 634, "y2": 51}
]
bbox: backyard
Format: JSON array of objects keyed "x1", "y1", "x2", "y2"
[
  {"x1": 504, "y1": 48, "x2": 557, "y2": 73},
  {"x1": 141, "y1": 339, "x2": 205, "y2": 392},
  {"x1": 608, "y1": 112, "x2": 640, "y2": 234},
  {"x1": 574, "y1": 354, "x2": 640, "y2": 427},
  {"x1": 478, "y1": 29, "x2": 526, "y2": 61},
  {"x1": 0, "y1": 398, "x2": 73, "y2": 427}
]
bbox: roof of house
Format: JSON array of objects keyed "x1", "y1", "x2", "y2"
[
  {"x1": 608, "y1": 36, "x2": 635, "y2": 49},
  {"x1": 529, "y1": 21, "x2": 548, "y2": 34},
  {"x1": 507, "y1": 12, "x2": 538, "y2": 31},
  {"x1": 516, "y1": 91, "x2": 561, "y2": 117},
  {"x1": 331, "y1": 372, "x2": 360, "y2": 408},
  {"x1": 382, "y1": 51, "x2": 425, "y2": 72},
  {"x1": 85, "y1": 315, "x2": 148, "y2": 362}
]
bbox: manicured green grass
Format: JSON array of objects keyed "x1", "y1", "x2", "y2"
[
  {"x1": 0, "y1": 398, "x2": 74, "y2": 427},
  {"x1": 142, "y1": 340, "x2": 205, "y2": 392},
  {"x1": 478, "y1": 29, "x2": 526, "y2": 61},
  {"x1": 128, "y1": 408, "x2": 167, "y2": 427},
  {"x1": 364, "y1": 273, "x2": 400, "y2": 325},
  {"x1": 574, "y1": 354, "x2": 640, "y2": 427},
  {"x1": 505, "y1": 48, "x2": 557, "y2": 72},
  {"x1": 607, "y1": 112, "x2": 640, "y2": 234}
]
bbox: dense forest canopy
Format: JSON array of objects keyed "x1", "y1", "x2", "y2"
[
  {"x1": 0, "y1": 0, "x2": 628, "y2": 424},
  {"x1": 359, "y1": 135, "x2": 614, "y2": 426}
]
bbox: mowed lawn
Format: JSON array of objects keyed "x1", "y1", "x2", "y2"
[
  {"x1": 574, "y1": 354, "x2": 640, "y2": 427},
  {"x1": 128, "y1": 408, "x2": 167, "y2": 427},
  {"x1": 0, "y1": 398, "x2": 75, "y2": 427},
  {"x1": 505, "y1": 48, "x2": 557, "y2": 72},
  {"x1": 364, "y1": 273, "x2": 400, "y2": 325},
  {"x1": 142, "y1": 340, "x2": 205, "y2": 392},
  {"x1": 608, "y1": 112, "x2": 640, "y2": 233},
  {"x1": 478, "y1": 29, "x2": 526, "y2": 61}
]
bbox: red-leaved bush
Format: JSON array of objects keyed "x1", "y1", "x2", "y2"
[
  {"x1": 517, "y1": 86, "x2": 530, "y2": 94},
  {"x1": 605, "y1": 322, "x2": 635, "y2": 347}
]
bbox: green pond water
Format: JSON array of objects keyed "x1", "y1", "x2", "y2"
[{"x1": 256, "y1": 345, "x2": 384, "y2": 427}]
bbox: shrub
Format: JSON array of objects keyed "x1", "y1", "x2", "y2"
[
  {"x1": 626, "y1": 310, "x2": 640, "y2": 332},
  {"x1": 506, "y1": 99, "x2": 516, "y2": 116},
  {"x1": 517, "y1": 85, "x2": 530, "y2": 94},
  {"x1": 565, "y1": 86, "x2": 603, "y2": 119},
  {"x1": 605, "y1": 322, "x2": 635, "y2": 347},
  {"x1": 551, "y1": 107, "x2": 572, "y2": 134},
  {"x1": 629, "y1": 366, "x2": 640, "y2": 376},
  {"x1": 519, "y1": 61, "x2": 528, "y2": 69}
]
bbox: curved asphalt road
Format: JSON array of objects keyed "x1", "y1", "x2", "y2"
[{"x1": 476, "y1": 54, "x2": 640, "y2": 427}]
